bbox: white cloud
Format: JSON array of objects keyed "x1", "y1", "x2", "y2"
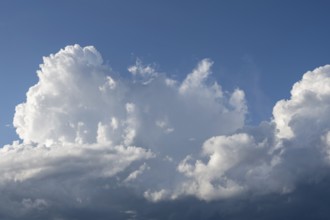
[
  {"x1": 175, "y1": 133, "x2": 271, "y2": 200},
  {"x1": 13, "y1": 45, "x2": 124, "y2": 145},
  {"x1": 13, "y1": 45, "x2": 245, "y2": 151},
  {"x1": 170, "y1": 65, "x2": 330, "y2": 201},
  {"x1": 1, "y1": 45, "x2": 330, "y2": 217},
  {"x1": 128, "y1": 58, "x2": 158, "y2": 85},
  {"x1": 179, "y1": 58, "x2": 213, "y2": 94},
  {"x1": 0, "y1": 45, "x2": 247, "y2": 212},
  {"x1": 273, "y1": 65, "x2": 330, "y2": 140}
]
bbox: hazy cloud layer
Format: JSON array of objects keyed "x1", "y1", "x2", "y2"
[{"x1": 1, "y1": 45, "x2": 330, "y2": 219}]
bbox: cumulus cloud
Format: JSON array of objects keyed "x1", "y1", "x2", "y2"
[
  {"x1": 1, "y1": 44, "x2": 330, "y2": 219},
  {"x1": 273, "y1": 65, "x2": 330, "y2": 140},
  {"x1": 171, "y1": 64, "x2": 330, "y2": 201}
]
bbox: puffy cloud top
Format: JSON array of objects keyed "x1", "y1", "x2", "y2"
[
  {"x1": 273, "y1": 65, "x2": 330, "y2": 140},
  {"x1": 13, "y1": 45, "x2": 247, "y2": 157}
]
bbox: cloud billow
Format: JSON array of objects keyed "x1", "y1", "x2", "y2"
[{"x1": 1, "y1": 45, "x2": 330, "y2": 219}]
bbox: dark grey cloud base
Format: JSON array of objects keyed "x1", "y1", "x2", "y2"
[{"x1": 2, "y1": 178, "x2": 330, "y2": 220}]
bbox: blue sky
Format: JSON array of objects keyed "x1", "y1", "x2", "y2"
[
  {"x1": 1, "y1": 0, "x2": 329, "y2": 146},
  {"x1": 1, "y1": 1, "x2": 330, "y2": 219}
]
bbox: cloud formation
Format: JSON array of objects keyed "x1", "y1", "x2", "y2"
[
  {"x1": 173, "y1": 64, "x2": 330, "y2": 201},
  {"x1": 1, "y1": 45, "x2": 330, "y2": 219}
]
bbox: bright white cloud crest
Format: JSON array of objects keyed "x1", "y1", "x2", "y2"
[
  {"x1": 1, "y1": 45, "x2": 330, "y2": 212},
  {"x1": 273, "y1": 65, "x2": 330, "y2": 140}
]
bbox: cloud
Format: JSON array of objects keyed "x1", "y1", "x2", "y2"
[
  {"x1": 170, "y1": 64, "x2": 330, "y2": 201},
  {"x1": 13, "y1": 45, "x2": 125, "y2": 146},
  {"x1": 13, "y1": 45, "x2": 246, "y2": 150},
  {"x1": 1, "y1": 45, "x2": 330, "y2": 219},
  {"x1": 273, "y1": 65, "x2": 330, "y2": 140},
  {"x1": 0, "y1": 141, "x2": 153, "y2": 183}
]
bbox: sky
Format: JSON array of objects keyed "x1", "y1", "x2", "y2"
[{"x1": 1, "y1": 1, "x2": 330, "y2": 219}]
